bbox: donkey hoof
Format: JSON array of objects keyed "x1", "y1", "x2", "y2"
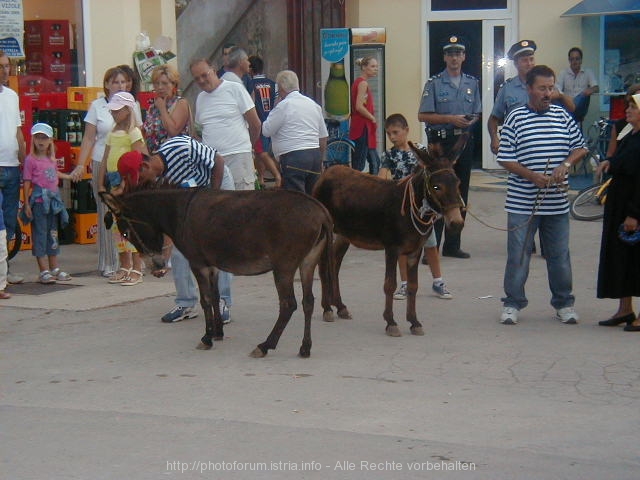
[
  {"x1": 249, "y1": 347, "x2": 267, "y2": 358},
  {"x1": 410, "y1": 326, "x2": 425, "y2": 336},
  {"x1": 323, "y1": 311, "x2": 335, "y2": 322},
  {"x1": 385, "y1": 325, "x2": 402, "y2": 337},
  {"x1": 196, "y1": 342, "x2": 213, "y2": 350},
  {"x1": 299, "y1": 348, "x2": 311, "y2": 358},
  {"x1": 337, "y1": 308, "x2": 352, "y2": 319}
]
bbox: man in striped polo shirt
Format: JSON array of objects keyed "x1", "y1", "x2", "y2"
[
  {"x1": 118, "y1": 135, "x2": 235, "y2": 324},
  {"x1": 497, "y1": 65, "x2": 587, "y2": 326}
]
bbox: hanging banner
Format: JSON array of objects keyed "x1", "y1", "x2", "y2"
[{"x1": 0, "y1": 0, "x2": 25, "y2": 57}]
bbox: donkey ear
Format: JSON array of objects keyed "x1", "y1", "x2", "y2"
[
  {"x1": 447, "y1": 133, "x2": 470, "y2": 165},
  {"x1": 409, "y1": 141, "x2": 432, "y2": 167},
  {"x1": 99, "y1": 192, "x2": 122, "y2": 216}
]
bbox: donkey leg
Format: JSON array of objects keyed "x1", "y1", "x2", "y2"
[
  {"x1": 331, "y1": 235, "x2": 352, "y2": 321},
  {"x1": 194, "y1": 268, "x2": 221, "y2": 350},
  {"x1": 406, "y1": 248, "x2": 424, "y2": 336},
  {"x1": 383, "y1": 249, "x2": 402, "y2": 337},
  {"x1": 251, "y1": 270, "x2": 297, "y2": 358}
]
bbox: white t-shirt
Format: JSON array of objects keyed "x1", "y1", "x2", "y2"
[
  {"x1": 195, "y1": 80, "x2": 255, "y2": 155},
  {"x1": 83, "y1": 96, "x2": 144, "y2": 162},
  {"x1": 557, "y1": 67, "x2": 598, "y2": 98},
  {"x1": 0, "y1": 86, "x2": 21, "y2": 166},
  {"x1": 262, "y1": 91, "x2": 328, "y2": 157}
]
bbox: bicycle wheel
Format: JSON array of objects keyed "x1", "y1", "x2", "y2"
[
  {"x1": 326, "y1": 140, "x2": 354, "y2": 167},
  {"x1": 7, "y1": 221, "x2": 22, "y2": 260},
  {"x1": 570, "y1": 183, "x2": 604, "y2": 221}
]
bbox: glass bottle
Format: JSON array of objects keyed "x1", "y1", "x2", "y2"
[{"x1": 324, "y1": 61, "x2": 350, "y2": 121}]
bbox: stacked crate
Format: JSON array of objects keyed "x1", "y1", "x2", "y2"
[{"x1": 24, "y1": 20, "x2": 73, "y2": 94}]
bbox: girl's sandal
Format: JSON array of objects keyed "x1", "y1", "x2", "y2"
[
  {"x1": 121, "y1": 269, "x2": 143, "y2": 286},
  {"x1": 108, "y1": 268, "x2": 131, "y2": 284}
]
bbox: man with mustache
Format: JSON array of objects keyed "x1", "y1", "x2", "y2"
[{"x1": 496, "y1": 65, "x2": 587, "y2": 326}]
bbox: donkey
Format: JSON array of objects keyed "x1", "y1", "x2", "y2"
[
  {"x1": 101, "y1": 186, "x2": 334, "y2": 358},
  {"x1": 313, "y1": 138, "x2": 466, "y2": 337}
]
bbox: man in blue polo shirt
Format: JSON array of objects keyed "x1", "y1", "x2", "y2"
[{"x1": 497, "y1": 65, "x2": 587, "y2": 326}]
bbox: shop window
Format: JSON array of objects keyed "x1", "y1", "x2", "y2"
[{"x1": 602, "y1": 13, "x2": 640, "y2": 94}]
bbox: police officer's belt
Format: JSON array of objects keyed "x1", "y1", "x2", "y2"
[{"x1": 426, "y1": 126, "x2": 463, "y2": 140}]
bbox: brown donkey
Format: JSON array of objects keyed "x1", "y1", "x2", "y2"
[
  {"x1": 313, "y1": 139, "x2": 466, "y2": 336},
  {"x1": 102, "y1": 186, "x2": 334, "y2": 358}
]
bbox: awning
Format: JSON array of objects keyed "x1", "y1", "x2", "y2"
[{"x1": 561, "y1": 0, "x2": 640, "y2": 17}]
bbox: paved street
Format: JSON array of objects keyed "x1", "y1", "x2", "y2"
[{"x1": 2, "y1": 183, "x2": 639, "y2": 479}]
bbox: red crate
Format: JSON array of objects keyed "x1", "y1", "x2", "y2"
[
  {"x1": 25, "y1": 49, "x2": 72, "y2": 77},
  {"x1": 38, "y1": 92, "x2": 68, "y2": 110},
  {"x1": 24, "y1": 20, "x2": 70, "y2": 49},
  {"x1": 54, "y1": 141, "x2": 73, "y2": 173},
  {"x1": 19, "y1": 95, "x2": 34, "y2": 148},
  {"x1": 137, "y1": 91, "x2": 156, "y2": 111}
]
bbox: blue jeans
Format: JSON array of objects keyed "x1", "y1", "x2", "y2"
[
  {"x1": 171, "y1": 246, "x2": 232, "y2": 308},
  {"x1": 31, "y1": 203, "x2": 60, "y2": 257},
  {"x1": 502, "y1": 213, "x2": 574, "y2": 310},
  {"x1": 351, "y1": 127, "x2": 380, "y2": 174},
  {"x1": 0, "y1": 166, "x2": 21, "y2": 242}
]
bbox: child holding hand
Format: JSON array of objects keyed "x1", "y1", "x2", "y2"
[
  {"x1": 22, "y1": 123, "x2": 72, "y2": 284},
  {"x1": 97, "y1": 92, "x2": 148, "y2": 286}
]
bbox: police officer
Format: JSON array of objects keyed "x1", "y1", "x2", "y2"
[
  {"x1": 418, "y1": 35, "x2": 480, "y2": 259},
  {"x1": 488, "y1": 40, "x2": 575, "y2": 155}
]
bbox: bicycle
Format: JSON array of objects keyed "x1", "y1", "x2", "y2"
[
  {"x1": 569, "y1": 117, "x2": 613, "y2": 221},
  {"x1": 324, "y1": 119, "x2": 355, "y2": 168},
  {"x1": 7, "y1": 222, "x2": 22, "y2": 261},
  {"x1": 570, "y1": 176, "x2": 610, "y2": 221}
]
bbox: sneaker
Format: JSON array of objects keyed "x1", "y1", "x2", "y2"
[
  {"x1": 39, "y1": 270, "x2": 56, "y2": 284},
  {"x1": 161, "y1": 306, "x2": 198, "y2": 323},
  {"x1": 556, "y1": 306, "x2": 579, "y2": 324},
  {"x1": 432, "y1": 282, "x2": 452, "y2": 299},
  {"x1": 393, "y1": 284, "x2": 408, "y2": 300},
  {"x1": 220, "y1": 299, "x2": 231, "y2": 324},
  {"x1": 7, "y1": 272, "x2": 24, "y2": 284},
  {"x1": 500, "y1": 306, "x2": 519, "y2": 325}
]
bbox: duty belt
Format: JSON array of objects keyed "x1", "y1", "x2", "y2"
[{"x1": 426, "y1": 126, "x2": 463, "y2": 141}]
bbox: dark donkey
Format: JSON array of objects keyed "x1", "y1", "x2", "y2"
[
  {"x1": 101, "y1": 186, "x2": 334, "y2": 357},
  {"x1": 313, "y1": 138, "x2": 466, "y2": 336}
]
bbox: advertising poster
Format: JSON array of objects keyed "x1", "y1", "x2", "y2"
[{"x1": 0, "y1": 0, "x2": 25, "y2": 57}]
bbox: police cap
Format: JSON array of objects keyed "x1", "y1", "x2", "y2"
[
  {"x1": 507, "y1": 40, "x2": 537, "y2": 60},
  {"x1": 442, "y1": 35, "x2": 465, "y2": 53}
]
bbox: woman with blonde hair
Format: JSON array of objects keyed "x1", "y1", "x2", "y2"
[
  {"x1": 143, "y1": 64, "x2": 191, "y2": 152},
  {"x1": 349, "y1": 56, "x2": 380, "y2": 174}
]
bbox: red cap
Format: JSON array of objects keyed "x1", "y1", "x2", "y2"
[{"x1": 117, "y1": 150, "x2": 144, "y2": 186}]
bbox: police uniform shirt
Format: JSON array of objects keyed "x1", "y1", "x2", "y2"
[
  {"x1": 419, "y1": 70, "x2": 481, "y2": 129},
  {"x1": 490, "y1": 75, "x2": 529, "y2": 121}
]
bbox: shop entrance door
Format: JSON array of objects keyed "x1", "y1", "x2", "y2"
[{"x1": 427, "y1": 19, "x2": 512, "y2": 169}]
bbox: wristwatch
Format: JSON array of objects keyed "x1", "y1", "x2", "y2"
[{"x1": 563, "y1": 161, "x2": 571, "y2": 168}]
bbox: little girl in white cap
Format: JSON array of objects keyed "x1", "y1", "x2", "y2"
[{"x1": 22, "y1": 123, "x2": 73, "y2": 284}]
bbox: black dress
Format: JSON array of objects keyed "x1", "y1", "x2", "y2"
[{"x1": 597, "y1": 130, "x2": 640, "y2": 298}]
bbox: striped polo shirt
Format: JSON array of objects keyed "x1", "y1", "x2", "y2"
[
  {"x1": 497, "y1": 104, "x2": 584, "y2": 215},
  {"x1": 156, "y1": 135, "x2": 216, "y2": 188}
]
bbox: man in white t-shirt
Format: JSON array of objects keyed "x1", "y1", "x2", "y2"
[
  {"x1": 0, "y1": 50, "x2": 26, "y2": 284},
  {"x1": 190, "y1": 58, "x2": 261, "y2": 190},
  {"x1": 262, "y1": 70, "x2": 328, "y2": 194}
]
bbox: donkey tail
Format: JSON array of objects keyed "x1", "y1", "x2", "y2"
[{"x1": 318, "y1": 213, "x2": 336, "y2": 311}]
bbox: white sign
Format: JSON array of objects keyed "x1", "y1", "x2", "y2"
[{"x1": 0, "y1": 0, "x2": 25, "y2": 57}]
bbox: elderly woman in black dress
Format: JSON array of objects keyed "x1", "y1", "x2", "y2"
[{"x1": 597, "y1": 90, "x2": 640, "y2": 331}]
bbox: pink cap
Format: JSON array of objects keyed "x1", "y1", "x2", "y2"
[{"x1": 107, "y1": 91, "x2": 136, "y2": 110}]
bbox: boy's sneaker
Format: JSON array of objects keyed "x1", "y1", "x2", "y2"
[
  {"x1": 432, "y1": 281, "x2": 452, "y2": 299},
  {"x1": 556, "y1": 307, "x2": 579, "y2": 324},
  {"x1": 161, "y1": 306, "x2": 198, "y2": 323},
  {"x1": 220, "y1": 299, "x2": 231, "y2": 324},
  {"x1": 51, "y1": 268, "x2": 72, "y2": 281},
  {"x1": 500, "y1": 306, "x2": 519, "y2": 325},
  {"x1": 393, "y1": 284, "x2": 408, "y2": 300}
]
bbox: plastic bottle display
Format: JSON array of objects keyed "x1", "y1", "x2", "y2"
[{"x1": 324, "y1": 61, "x2": 349, "y2": 121}]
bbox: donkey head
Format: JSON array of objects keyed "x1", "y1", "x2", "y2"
[
  {"x1": 409, "y1": 138, "x2": 466, "y2": 234},
  {"x1": 99, "y1": 192, "x2": 166, "y2": 267}
]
